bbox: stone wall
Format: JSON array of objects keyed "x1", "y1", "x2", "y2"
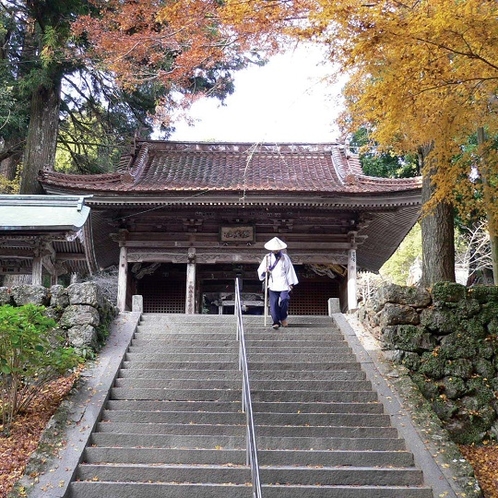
[
  {"x1": 359, "y1": 282, "x2": 498, "y2": 444},
  {"x1": 0, "y1": 282, "x2": 118, "y2": 353}
]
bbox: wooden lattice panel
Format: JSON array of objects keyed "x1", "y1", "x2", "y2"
[
  {"x1": 139, "y1": 278, "x2": 186, "y2": 313},
  {"x1": 290, "y1": 281, "x2": 340, "y2": 315}
]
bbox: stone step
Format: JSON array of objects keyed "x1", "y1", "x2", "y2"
[
  {"x1": 75, "y1": 463, "x2": 424, "y2": 487},
  {"x1": 247, "y1": 353, "x2": 358, "y2": 362},
  {"x1": 252, "y1": 400, "x2": 383, "y2": 414},
  {"x1": 245, "y1": 334, "x2": 346, "y2": 341},
  {"x1": 110, "y1": 386, "x2": 378, "y2": 403},
  {"x1": 94, "y1": 422, "x2": 398, "y2": 439},
  {"x1": 255, "y1": 411, "x2": 391, "y2": 426},
  {"x1": 261, "y1": 487, "x2": 433, "y2": 498},
  {"x1": 257, "y1": 435, "x2": 406, "y2": 451},
  {"x1": 68, "y1": 481, "x2": 252, "y2": 498},
  {"x1": 110, "y1": 387, "x2": 242, "y2": 401},
  {"x1": 124, "y1": 352, "x2": 239, "y2": 362},
  {"x1": 249, "y1": 370, "x2": 366, "y2": 380},
  {"x1": 131, "y1": 331, "x2": 237, "y2": 346},
  {"x1": 90, "y1": 432, "x2": 405, "y2": 451},
  {"x1": 104, "y1": 399, "x2": 383, "y2": 414},
  {"x1": 116, "y1": 368, "x2": 366, "y2": 381},
  {"x1": 105, "y1": 399, "x2": 242, "y2": 412},
  {"x1": 117, "y1": 369, "x2": 242, "y2": 380},
  {"x1": 132, "y1": 334, "x2": 346, "y2": 343},
  {"x1": 245, "y1": 346, "x2": 353, "y2": 354},
  {"x1": 135, "y1": 325, "x2": 345, "y2": 345},
  {"x1": 83, "y1": 447, "x2": 415, "y2": 467},
  {"x1": 96, "y1": 422, "x2": 246, "y2": 436},
  {"x1": 122, "y1": 360, "x2": 241, "y2": 370},
  {"x1": 128, "y1": 344, "x2": 352, "y2": 354},
  {"x1": 248, "y1": 361, "x2": 361, "y2": 371},
  {"x1": 114, "y1": 378, "x2": 243, "y2": 390},
  {"x1": 256, "y1": 425, "x2": 399, "y2": 438},
  {"x1": 101, "y1": 410, "x2": 245, "y2": 425},
  {"x1": 68, "y1": 482, "x2": 432, "y2": 498},
  {"x1": 113, "y1": 378, "x2": 373, "y2": 392},
  {"x1": 246, "y1": 339, "x2": 347, "y2": 347},
  {"x1": 76, "y1": 463, "x2": 251, "y2": 484},
  {"x1": 250, "y1": 389, "x2": 378, "y2": 403},
  {"x1": 83, "y1": 447, "x2": 248, "y2": 465},
  {"x1": 67, "y1": 313, "x2": 435, "y2": 498},
  {"x1": 136, "y1": 323, "x2": 237, "y2": 339},
  {"x1": 90, "y1": 433, "x2": 246, "y2": 449},
  {"x1": 128, "y1": 342, "x2": 238, "y2": 352}
]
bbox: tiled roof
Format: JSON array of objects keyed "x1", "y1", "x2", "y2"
[{"x1": 40, "y1": 141, "x2": 422, "y2": 196}]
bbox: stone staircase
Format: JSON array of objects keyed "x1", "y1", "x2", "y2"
[{"x1": 66, "y1": 314, "x2": 434, "y2": 498}]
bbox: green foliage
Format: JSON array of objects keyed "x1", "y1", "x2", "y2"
[
  {"x1": 351, "y1": 128, "x2": 419, "y2": 179},
  {"x1": 0, "y1": 173, "x2": 20, "y2": 194},
  {"x1": 0, "y1": 304, "x2": 82, "y2": 433},
  {"x1": 55, "y1": 111, "x2": 125, "y2": 173},
  {"x1": 380, "y1": 223, "x2": 422, "y2": 285}
]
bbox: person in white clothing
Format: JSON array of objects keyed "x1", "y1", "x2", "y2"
[{"x1": 257, "y1": 237, "x2": 299, "y2": 329}]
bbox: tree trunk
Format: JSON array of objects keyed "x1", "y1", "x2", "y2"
[
  {"x1": 20, "y1": 80, "x2": 61, "y2": 194},
  {"x1": 0, "y1": 143, "x2": 22, "y2": 182},
  {"x1": 477, "y1": 127, "x2": 498, "y2": 285},
  {"x1": 419, "y1": 148, "x2": 456, "y2": 287}
]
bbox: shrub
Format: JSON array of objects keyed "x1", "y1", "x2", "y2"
[{"x1": 0, "y1": 304, "x2": 82, "y2": 433}]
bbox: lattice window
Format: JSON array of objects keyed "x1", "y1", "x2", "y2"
[
  {"x1": 291, "y1": 281, "x2": 340, "y2": 315},
  {"x1": 138, "y1": 275, "x2": 186, "y2": 313}
]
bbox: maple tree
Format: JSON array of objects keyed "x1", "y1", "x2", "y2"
[
  {"x1": 73, "y1": 0, "x2": 312, "y2": 119},
  {"x1": 301, "y1": 0, "x2": 498, "y2": 285},
  {"x1": 0, "y1": 0, "x2": 313, "y2": 193}
]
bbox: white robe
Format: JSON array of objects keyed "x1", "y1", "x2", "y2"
[{"x1": 257, "y1": 252, "x2": 299, "y2": 292}]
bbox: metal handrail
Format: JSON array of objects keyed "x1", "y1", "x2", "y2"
[{"x1": 234, "y1": 278, "x2": 263, "y2": 498}]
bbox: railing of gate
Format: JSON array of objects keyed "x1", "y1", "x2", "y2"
[{"x1": 234, "y1": 278, "x2": 263, "y2": 498}]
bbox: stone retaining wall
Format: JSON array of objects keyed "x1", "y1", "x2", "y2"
[
  {"x1": 0, "y1": 282, "x2": 118, "y2": 353},
  {"x1": 359, "y1": 281, "x2": 498, "y2": 444}
]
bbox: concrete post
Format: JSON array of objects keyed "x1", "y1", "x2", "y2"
[
  {"x1": 328, "y1": 298, "x2": 341, "y2": 315},
  {"x1": 132, "y1": 295, "x2": 143, "y2": 313}
]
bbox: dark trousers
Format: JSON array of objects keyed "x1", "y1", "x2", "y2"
[{"x1": 269, "y1": 290, "x2": 291, "y2": 325}]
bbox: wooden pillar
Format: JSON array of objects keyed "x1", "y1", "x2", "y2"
[
  {"x1": 347, "y1": 247, "x2": 357, "y2": 311},
  {"x1": 32, "y1": 256, "x2": 43, "y2": 286},
  {"x1": 185, "y1": 247, "x2": 196, "y2": 314},
  {"x1": 117, "y1": 243, "x2": 128, "y2": 312}
]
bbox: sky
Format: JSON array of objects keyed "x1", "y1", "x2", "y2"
[{"x1": 169, "y1": 44, "x2": 345, "y2": 144}]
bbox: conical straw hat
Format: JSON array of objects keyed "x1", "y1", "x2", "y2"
[{"x1": 264, "y1": 237, "x2": 287, "y2": 251}]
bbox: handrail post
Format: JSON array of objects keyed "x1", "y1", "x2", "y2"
[{"x1": 234, "y1": 278, "x2": 263, "y2": 498}]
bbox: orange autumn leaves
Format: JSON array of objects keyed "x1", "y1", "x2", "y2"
[
  {"x1": 74, "y1": 0, "x2": 313, "y2": 91},
  {"x1": 309, "y1": 0, "x2": 498, "y2": 221}
]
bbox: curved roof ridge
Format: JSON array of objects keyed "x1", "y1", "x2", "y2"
[
  {"x1": 129, "y1": 142, "x2": 152, "y2": 181},
  {"x1": 39, "y1": 140, "x2": 422, "y2": 197}
]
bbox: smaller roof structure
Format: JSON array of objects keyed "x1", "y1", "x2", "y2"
[{"x1": 0, "y1": 195, "x2": 98, "y2": 279}]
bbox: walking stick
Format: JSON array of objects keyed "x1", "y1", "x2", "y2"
[{"x1": 263, "y1": 255, "x2": 269, "y2": 326}]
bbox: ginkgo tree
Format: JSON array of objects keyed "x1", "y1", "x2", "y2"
[{"x1": 301, "y1": 0, "x2": 498, "y2": 285}]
